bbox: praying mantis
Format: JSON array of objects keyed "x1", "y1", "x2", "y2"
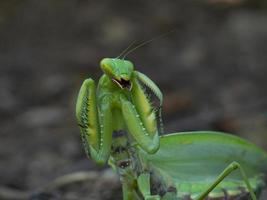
[{"x1": 76, "y1": 57, "x2": 267, "y2": 200}]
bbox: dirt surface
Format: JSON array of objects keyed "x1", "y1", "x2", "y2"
[{"x1": 0, "y1": 0, "x2": 266, "y2": 199}]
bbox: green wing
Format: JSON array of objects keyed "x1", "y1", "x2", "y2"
[{"x1": 141, "y1": 131, "x2": 267, "y2": 198}]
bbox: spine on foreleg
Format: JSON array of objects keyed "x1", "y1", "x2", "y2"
[
  {"x1": 76, "y1": 79, "x2": 100, "y2": 150},
  {"x1": 131, "y1": 78, "x2": 157, "y2": 136}
]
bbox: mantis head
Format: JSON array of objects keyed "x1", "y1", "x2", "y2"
[{"x1": 100, "y1": 58, "x2": 134, "y2": 90}]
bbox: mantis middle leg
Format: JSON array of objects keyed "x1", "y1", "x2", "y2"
[
  {"x1": 137, "y1": 173, "x2": 160, "y2": 200},
  {"x1": 137, "y1": 172, "x2": 178, "y2": 200},
  {"x1": 122, "y1": 183, "x2": 142, "y2": 200}
]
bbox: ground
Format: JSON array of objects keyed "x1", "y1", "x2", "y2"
[{"x1": 0, "y1": 0, "x2": 266, "y2": 199}]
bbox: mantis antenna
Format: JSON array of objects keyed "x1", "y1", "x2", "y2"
[
  {"x1": 119, "y1": 30, "x2": 176, "y2": 134},
  {"x1": 117, "y1": 41, "x2": 137, "y2": 59},
  {"x1": 116, "y1": 30, "x2": 176, "y2": 134},
  {"x1": 123, "y1": 29, "x2": 176, "y2": 59}
]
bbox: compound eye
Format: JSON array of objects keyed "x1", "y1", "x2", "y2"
[{"x1": 100, "y1": 59, "x2": 116, "y2": 76}]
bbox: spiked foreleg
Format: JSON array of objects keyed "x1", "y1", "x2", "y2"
[
  {"x1": 121, "y1": 99, "x2": 159, "y2": 154},
  {"x1": 76, "y1": 79, "x2": 99, "y2": 153},
  {"x1": 96, "y1": 96, "x2": 113, "y2": 164},
  {"x1": 75, "y1": 79, "x2": 112, "y2": 165},
  {"x1": 134, "y1": 71, "x2": 164, "y2": 134},
  {"x1": 131, "y1": 74, "x2": 159, "y2": 139}
]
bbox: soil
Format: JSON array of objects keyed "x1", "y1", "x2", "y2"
[{"x1": 0, "y1": 0, "x2": 266, "y2": 199}]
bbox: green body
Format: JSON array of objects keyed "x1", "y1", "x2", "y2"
[
  {"x1": 76, "y1": 58, "x2": 161, "y2": 165},
  {"x1": 143, "y1": 132, "x2": 267, "y2": 199},
  {"x1": 76, "y1": 57, "x2": 267, "y2": 200}
]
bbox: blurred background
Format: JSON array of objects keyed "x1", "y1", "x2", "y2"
[{"x1": 0, "y1": 0, "x2": 267, "y2": 199}]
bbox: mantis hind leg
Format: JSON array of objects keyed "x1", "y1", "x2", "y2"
[{"x1": 196, "y1": 161, "x2": 257, "y2": 200}]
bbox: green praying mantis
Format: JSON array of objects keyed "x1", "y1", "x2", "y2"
[{"x1": 76, "y1": 57, "x2": 267, "y2": 200}]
